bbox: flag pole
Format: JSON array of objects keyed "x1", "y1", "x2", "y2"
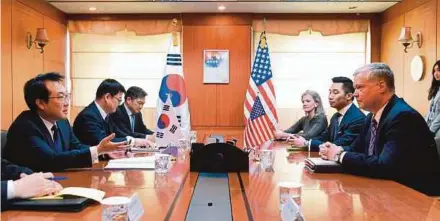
[{"x1": 172, "y1": 18, "x2": 178, "y2": 46}]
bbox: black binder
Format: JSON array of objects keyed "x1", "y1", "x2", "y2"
[
  {"x1": 8, "y1": 197, "x2": 93, "y2": 212},
  {"x1": 304, "y1": 157, "x2": 342, "y2": 173}
]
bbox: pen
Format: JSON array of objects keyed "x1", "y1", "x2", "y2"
[{"x1": 48, "y1": 176, "x2": 67, "y2": 181}]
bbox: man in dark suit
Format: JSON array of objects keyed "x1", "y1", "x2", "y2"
[
  {"x1": 289, "y1": 77, "x2": 365, "y2": 151},
  {"x1": 3, "y1": 73, "x2": 128, "y2": 172},
  {"x1": 321, "y1": 63, "x2": 440, "y2": 196},
  {"x1": 73, "y1": 79, "x2": 153, "y2": 159},
  {"x1": 1, "y1": 159, "x2": 62, "y2": 210},
  {"x1": 110, "y1": 86, "x2": 154, "y2": 139}
]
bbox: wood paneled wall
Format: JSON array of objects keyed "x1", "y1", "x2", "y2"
[
  {"x1": 380, "y1": 0, "x2": 439, "y2": 115},
  {"x1": 182, "y1": 14, "x2": 252, "y2": 139},
  {"x1": 1, "y1": 0, "x2": 66, "y2": 129}
]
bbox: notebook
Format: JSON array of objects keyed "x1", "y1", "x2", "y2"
[
  {"x1": 8, "y1": 187, "x2": 105, "y2": 212},
  {"x1": 304, "y1": 157, "x2": 342, "y2": 173}
]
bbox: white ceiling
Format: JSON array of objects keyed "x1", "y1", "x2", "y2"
[{"x1": 47, "y1": 1, "x2": 399, "y2": 14}]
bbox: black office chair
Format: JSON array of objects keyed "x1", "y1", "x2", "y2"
[
  {"x1": 435, "y1": 137, "x2": 440, "y2": 160},
  {"x1": 1, "y1": 130, "x2": 7, "y2": 155}
]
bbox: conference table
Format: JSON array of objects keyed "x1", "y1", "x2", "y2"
[{"x1": 2, "y1": 144, "x2": 440, "y2": 221}]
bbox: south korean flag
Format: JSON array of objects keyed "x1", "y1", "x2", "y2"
[{"x1": 155, "y1": 94, "x2": 184, "y2": 148}]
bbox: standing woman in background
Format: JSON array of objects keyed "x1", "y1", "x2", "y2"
[
  {"x1": 275, "y1": 90, "x2": 328, "y2": 140},
  {"x1": 427, "y1": 60, "x2": 440, "y2": 137}
]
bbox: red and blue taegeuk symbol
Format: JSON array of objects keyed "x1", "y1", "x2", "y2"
[
  {"x1": 159, "y1": 74, "x2": 187, "y2": 107},
  {"x1": 157, "y1": 114, "x2": 170, "y2": 129}
]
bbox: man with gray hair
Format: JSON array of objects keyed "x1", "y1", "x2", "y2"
[{"x1": 320, "y1": 63, "x2": 440, "y2": 196}]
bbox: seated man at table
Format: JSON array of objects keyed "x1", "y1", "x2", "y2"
[
  {"x1": 1, "y1": 159, "x2": 63, "y2": 210},
  {"x1": 73, "y1": 79, "x2": 153, "y2": 159},
  {"x1": 110, "y1": 86, "x2": 154, "y2": 139},
  {"x1": 289, "y1": 77, "x2": 365, "y2": 151},
  {"x1": 320, "y1": 63, "x2": 440, "y2": 196},
  {"x1": 3, "y1": 73, "x2": 128, "y2": 172}
]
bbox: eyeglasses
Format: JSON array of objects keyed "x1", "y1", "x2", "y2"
[
  {"x1": 113, "y1": 96, "x2": 123, "y2": 104},
  {"x1": 49, "y1": 93, "x2": 71, "y2": 103}
]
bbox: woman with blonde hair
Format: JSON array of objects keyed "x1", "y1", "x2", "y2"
[{"x1": 275, "y1": 90, "x2": 328, "y2": 140}]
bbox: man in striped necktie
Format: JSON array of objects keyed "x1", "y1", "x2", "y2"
[{"x1": 319, "y1": 63, "x2": 440, "y2": 196}]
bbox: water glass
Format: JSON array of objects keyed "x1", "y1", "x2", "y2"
[
  {"x1": 259, "y1": 149, "x2": 274, "y2": 170},
  {"x1": 190, "y1": 131, "x2": 197, "y2": 143},
  {"x1": 101, "y1": 196, "x2": 130, "y2": 221},
  {"x1": 177, "y1": 138, "x2": 190, "y2": 161},
  {"x1": 155, "y1": 153, "x2": 171, "y2": 174},
  {"x1": 279, "y1": 181, "x2": 302, "y2": 207},
  {"x1": 248, "y1": 147, "x2": 259, "y2": 161}
]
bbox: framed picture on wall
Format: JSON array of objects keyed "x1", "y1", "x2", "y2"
[{"x1": 203, "y1": 50, "x2": 229, "y2": 84}]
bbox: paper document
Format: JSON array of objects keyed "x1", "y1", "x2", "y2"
[
  {"x1": 130, "y1": 147, "x2": 159, "y2": 153},
  {"x1": 105, "y1": 156, "x2": 155, "y2": 169},
  {"x1": 31, "y1": 187, "x2": 106, "y2": 202}
]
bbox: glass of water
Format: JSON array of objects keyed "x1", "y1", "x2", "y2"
[
  {"x1": 177, "y1": 138, "x2": 190, "y2": 161},
  {"x1": 279, "y1": 181, "x2": 302, "y2": 207},
  {"x1": 155, "y1": 153, "x2": 171, "y2": 174},
  {"x1": 190, "y1": 131, "x2": 197, "y2": 143},
  {"x1": 259, "y1": 149, "x2": 274, "y2": 170}
]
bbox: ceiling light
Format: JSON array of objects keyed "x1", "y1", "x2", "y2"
[
  {"x1": 89, "y1": 7, "x2": 97, "y2": 11},
  {"x1": 218, "y1": 5, "x2": 226, "y2": 11}
]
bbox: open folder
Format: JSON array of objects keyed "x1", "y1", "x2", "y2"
[{"x1": 8, "y1": 187, "x2": 105, "y2": 212}]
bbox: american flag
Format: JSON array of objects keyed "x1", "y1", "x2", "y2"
[{"x1": 244, "y1": 32, "x2": 278, "y2": 148}]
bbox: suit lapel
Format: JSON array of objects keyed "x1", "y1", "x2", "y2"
[
  {"x1": 32, "y1": 112, "x2": 56, "y2": 148},
  {"x1": 58, "y1": 121, "x2": 67, "y2": 152},
  {"x1": 91, "y1": 102, "x2": 110, "y2": 133},
  {"x1": 119, "y1": 105, "x2": 132, "y2": 130},
  {"x1": 373, "y1": 95, "x2": 398, "y2": 155},
  {"x1": 365, "y1": 114, "x2": 374, "y2": 155},
  {"x1": 333, "y1": 104, "x2": 354, "y2": 139}
]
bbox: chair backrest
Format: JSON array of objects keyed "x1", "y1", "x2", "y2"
[
  {"x1": 1, "y1": 130, "x2": 7, "y2": 154},
  {"x1": 434, "y1": 137, "x2": 440, "y2": 160}
]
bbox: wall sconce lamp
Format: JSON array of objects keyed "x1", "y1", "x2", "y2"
[
  {"x1": 398, "y1": 27, "x2": 422, "y2": 53},
  {"x1": 26, "y1": 28, "x2": 49, "y2": 53}
]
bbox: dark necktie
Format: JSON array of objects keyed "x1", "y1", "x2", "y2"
[
  {"x1": 332, "y1": 113, "x2": 342, "y2": 141},
  {"x1": 368, "y1": 119, "x2": 378, "y2": 156},
  {"x1": 51, "y1": 125, "x2": 62, "y2": 152},
  {"x1": 104, "y1": 115, "x2": 112, "y2": 133}
]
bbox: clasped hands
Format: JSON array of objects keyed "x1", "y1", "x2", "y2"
[{"x1": 319, "y1": 142, "x2": 343, "y2": 161}]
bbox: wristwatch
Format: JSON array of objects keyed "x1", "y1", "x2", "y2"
[
  {"x1": 303, "y1": 140, "x2": 310, "y2": 148},
  {"x1": 334, "y1": 150, "x2": 344, "y2": 163}
]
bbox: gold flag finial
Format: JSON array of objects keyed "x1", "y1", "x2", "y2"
[
  {"x1": 172, "y1": 18, "x2": 178, "y2": 46},
  {"x1": 260, "y1": 32, "x2": 267, "y2": 49}
]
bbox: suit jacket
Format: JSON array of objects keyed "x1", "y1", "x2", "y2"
[
  {"x1": 342, "y1": 95, "x2": 440, "y2": 196},
  {"x1": 110, "y1": 104, "x2": 154, "y2": 138},
  {"x1": 1, "y1": 159, "x2": 33, "y2": 209},
  {"x1": 3, "y1": 111, "x2": 92, "y2": 172},
  {"x1": 73, "y1": 102, "x2": 128, "y2": 146},
  {"x1": 310, "y1": 104, "x2": 366, "y2": 151}
]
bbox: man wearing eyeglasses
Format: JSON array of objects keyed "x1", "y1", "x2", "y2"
[
  {"x1": 73, "y1": 79, "x2": 154, "y2": 159},
  {"x1": 110, "y1": 86, "x2": 154, "y2": 139},
  {"x1": 3, "y1": 73, "x2": 128, "y2": 172}
]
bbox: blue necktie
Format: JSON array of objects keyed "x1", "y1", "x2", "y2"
[
  {"x1": 332, "y1": 113, "x2": 342, "y2": 141},
  {"x1": 368, "y1": 119, "x2": 378, "y2": 156},
  {"x1": 130, "y1": 114, "x2": 135, "y2": 132},
  {"x1": 51, "y1": 125, "x2": 62, "y2": 152}
]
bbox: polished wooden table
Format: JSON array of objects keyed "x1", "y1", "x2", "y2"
[{"x1": 2, "y1": 147, "x2": 440, "y2": 221}]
